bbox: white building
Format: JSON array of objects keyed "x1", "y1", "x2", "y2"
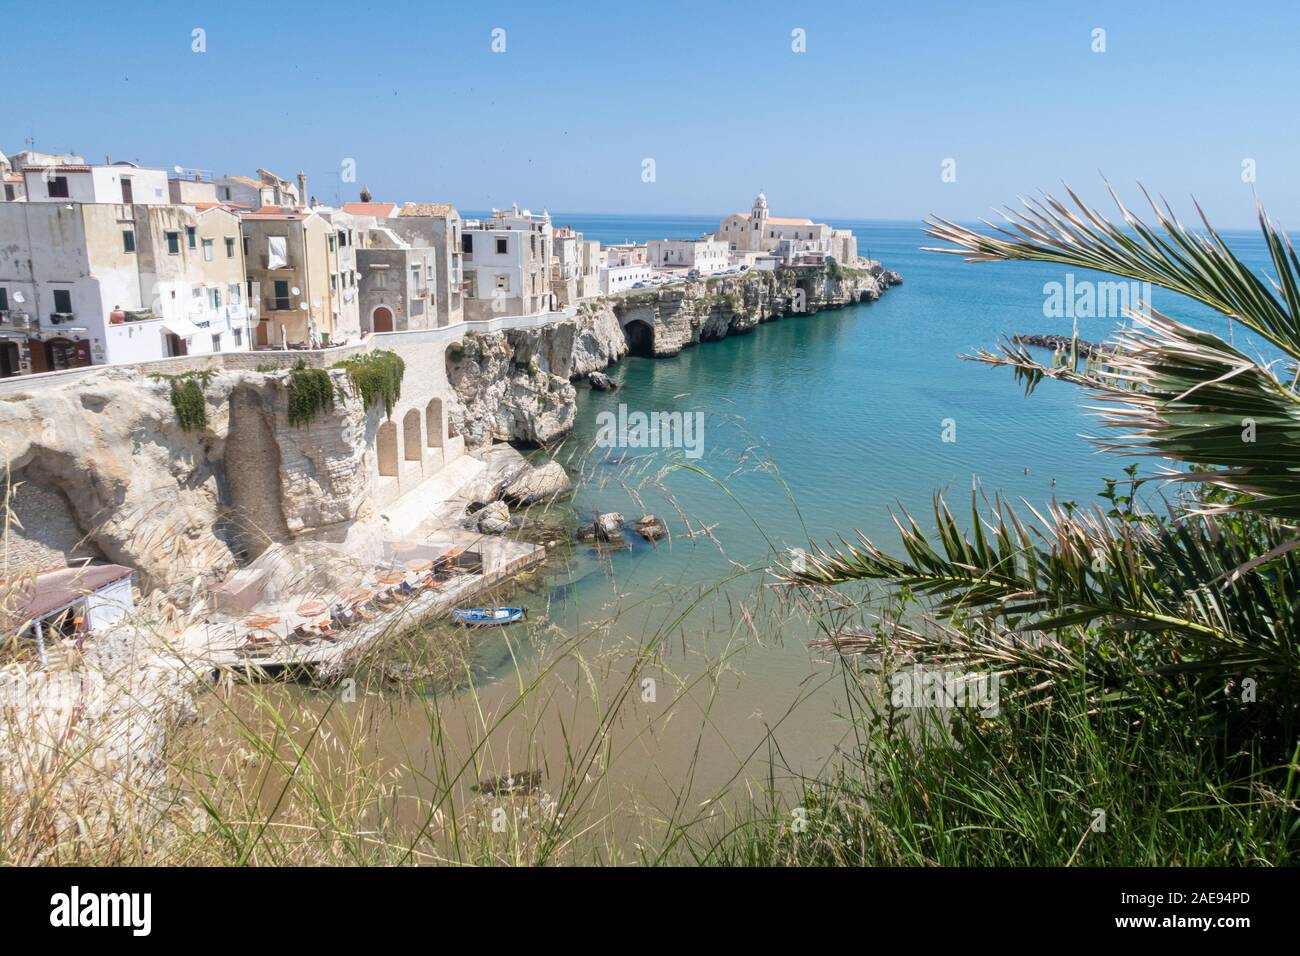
[
  {"x1": 600, "y1": 262, "x2": 653, "y2": 294},
  {"x1": 22, "y1": 161, "x2": 170, "y2": 206},
  {"x1": 647, "y1": 237, "x2": 729, "y2": 275},
  {"x1": 0, "y1": 198, "x2": 251, "y2": 376},
  {"x1": 714, "y1": 192, "x2": 858, "y2": 265},
  {"x1": 459, "y1": 204, "x2": 555, "y2": 320}
]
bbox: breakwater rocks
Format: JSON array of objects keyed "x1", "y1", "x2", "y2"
[{"x1": 1012, "y1": 333, "x2": 1114, "y2": 357}]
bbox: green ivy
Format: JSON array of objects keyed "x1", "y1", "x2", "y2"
[
  {"x1": 334, "y1": 349, "x2": 405, "y2": 419},
  {"x1": 152, "y1": 370, "x2": 213, "y2": 432},
  {"x1": 287, "y1": 360, "x2": 335, "y2": 427}
]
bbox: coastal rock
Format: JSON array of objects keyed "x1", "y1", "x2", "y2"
[
  {"x1": 445, "y1": 305, "x2": 627, "y2": 448},
  {"x1": 595, "y1": 512, "x2": 625, "y2": 542},
  {"x1": 635, "y1": 515, "x2": 668, "y2": 541},
  {"x1": 503, "y1": 461, "x2": 573, "y2": 505},
  {"x1": 475, "y1": 500, "x2": 511, "y2": 535},
  {"x1": 589, "y1": 371, "x2": 617, "y2": 391}
]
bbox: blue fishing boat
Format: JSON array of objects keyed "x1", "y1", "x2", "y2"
[{"x1": 451, "y1": 606, "x2": 526, "y2": 626}]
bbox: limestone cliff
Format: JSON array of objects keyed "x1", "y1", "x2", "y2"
[
  {"x1": 445, "y1": 302, "x2": 628, "y2": 447},
  {"x1": 611, "y1": 263, "x2": 902, "y2": 356},
  {"x1": 446, "y1": 265, "x2": 902, "y2": 446},
  {"x1": 0, "y1": 364, "x2": 377, "y2": 598}
]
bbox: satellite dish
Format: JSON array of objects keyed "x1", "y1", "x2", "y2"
[
  {"x1": 13, "y1": 291, "x2": 25, "y2": 304},
  {"x1": 174, "y1": 165, "x2": 184, "y2": 174},
  {"x1": 299, "y1": 302, "x2": 308, "y2": 310},
  {"x1": 291, "y1": 286, "x2": 301, "y2": 296}
]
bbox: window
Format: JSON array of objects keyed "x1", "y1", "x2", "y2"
[
  {"x1": 53, "y1": 289, "x2": 72, "y2": 314},
  {"x1": 496, "y1": 237, "x2": 508, "y2": 255},
  {"x1": 47, "y1": 176, "x2": 69, "y2": 198},
  {"x1": 530, "y1": 235, "x2": 536, "y2": 254},
  {"x1": 211, "y1": 333, "x2": 221, "y2": 353},
  {"x1": 411, "y1": 265, "x2": 421, "y2": 288},
  {"x1": 225, "y1": 237, "x2": 235, "y2": 258},
  {"x1": 5, "y1": 184, "x2": 16, "y2": 201},
  {"x1": 273, "y1": 280, "x2": 290, "y2": 310},
  {"x1": 0, "y1": 288, "x2": 7, "y2": 311},
  {"x1": 202, "y1": 238, "x2": 214, "y2": 261},
  {"x1": 166, "y1": 232, "x2": 180, "y2": 255},
  {"x1": 228, "y1": 283, "x2": 241, "y2": 304},
  {"x1": 328, "y1": 234, "x2": 336, "y2": 253},
  {"x1": 122, "y1": 229, "x2": 136, "y2": 253},
  {"x1": 232, "y1": 327, "x2": 242, "y2": 347},
  {"x1": 209, "y1": 288, "x2": 222, "y2": 309},
  {"x1": 242, "y1": 236, "x2": 249, "y2": 257},
  {"x1": 495, "y1": 274, "x2": 508, "y2": 291},
  {"x1": 186, "y1": 226, "x2": 197, "y2": 249},
  {"x1": 329, "y1": 274, "x2": 337, "y2": 291}
]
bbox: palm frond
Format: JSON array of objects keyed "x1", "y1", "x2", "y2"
[{"x1": 924, "y1": 184, "x2": 1300, "y2": 360}]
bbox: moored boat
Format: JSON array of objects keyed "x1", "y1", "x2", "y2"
[{"x1": 451, "y1": 606, "x2": 526, "y2": 626}]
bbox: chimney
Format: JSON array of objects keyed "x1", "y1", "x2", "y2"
[{"x1": 297, "y1": 170, "x2": 308, "y2": 206}]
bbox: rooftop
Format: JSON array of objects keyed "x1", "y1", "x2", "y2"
[
  {"x1": 11, "y1": 564, "x2": 133, "y2": 622},
  {"x1": 399, "y1": 202, "x2": 456, "y2": 218}
]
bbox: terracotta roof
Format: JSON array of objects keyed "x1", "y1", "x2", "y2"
[
  {"x1": 12, "y1": 564, "x2": 133, "y2": 622},
  {"x1": 2, "y1": 173, "x2": 21, "y2": 183},
  {"x1": 342, "y1": 202, "x2": 398, "y2": 218},
  {"x1": 398, "y1": 202, "x2": 456, "y2": 218},
  {"x1": 221, "y1": 175, "x2": 265, "y2": 188},
  {"x1": 242, "y1": 205, "x2": 307, "y2": 220}
]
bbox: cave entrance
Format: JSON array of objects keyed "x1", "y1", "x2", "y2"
[{"x1": 623, "y1": 319, "x2": 654, "y2": 357}]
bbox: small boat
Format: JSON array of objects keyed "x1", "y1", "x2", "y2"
[{"x1": 451, "y1": 606, "x2": 526, "y2": 626}]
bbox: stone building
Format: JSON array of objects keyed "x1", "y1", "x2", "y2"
[
  {"x1": 714, "y1": 192, "x2": 858, "y2": 265},
  {"x1": 391, "y1": 203, "x2": 464, "y2": 328},
  {"x1": 214, "y1": 167, "x2": 304, "y2": 210},
  {"x1": 456, "y1": 204, "x2": 555, "y2": 321},
  {"x1": 356, "y1": 227, "x2": 438, "y2": 334},
  {"x1": 0, "y1": 183, "x2": 251, "y2": 376},
  {"x1": 240, "y1": 206, "x2": 360, "y2": 347},
  {"x1": 647, "y1": 237, "x2": 729, "y2": 275}
]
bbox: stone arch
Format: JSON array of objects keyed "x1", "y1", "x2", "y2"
[
  {"x1": 623, "y1": 319, "x2": 654, "y2": 357},
  {"x1": 402, "y1": 408, "x2": 421, "y2": 461},
  {"x1": 377, "y1": 420, "x2": 399, "y2": 476},
  {"x1": 426, "y1": 398, "x2": 443, "y2": 448},
  {"x1": 372, "y1": 306, "x2": 394, "y2": 334}
]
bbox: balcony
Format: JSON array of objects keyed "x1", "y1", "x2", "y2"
[
  {"x1": 0, "y1": 310, "x2": 33, "y2": 332},
  {"x1": 47, "y1": 312, "x2": 77, "y2": 327}
]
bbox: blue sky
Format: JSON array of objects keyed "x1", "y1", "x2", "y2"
[{"x1": 5, "y1": 0, "x2": 1296, "y2": 227}]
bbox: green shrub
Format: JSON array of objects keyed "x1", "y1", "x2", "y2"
[
  {"x1": 334, "y1": 349, "x2": 405, "y2": 419},
  {"x1": 287, "y1": 360, "x2": 335, "y2": 427},
  {"x1": 152, "y1": 370, "x2": 212, "y2": 432}
]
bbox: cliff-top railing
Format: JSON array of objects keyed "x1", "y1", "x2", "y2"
[{"x1": 0, "y1": 306, "x2": 579, "y2": 397}]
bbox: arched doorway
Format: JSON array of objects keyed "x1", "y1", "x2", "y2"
[
  {"x1": 402, "y1": 409, "x2": 422, "y2": 462},
  {"x1": 426, "y1": 398, "x2": 443, "y2": 447},
  {"x1": 373, "y1": 306, "x2": 394, "y2": 333},
  {"x1": 376, "y1": 421, "x2": 398, "y2": 477},
  {"x1": 623, "y1": 320, "x2": 654, "y2": 357}
]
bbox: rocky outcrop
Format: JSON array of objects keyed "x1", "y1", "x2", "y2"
[
  {"x1": 610, "y1": 263, "x2": 902, "y2": 358},
  {"x1": 503, "y1": 461, "x2": 573, "y2": 505},
  {"x1": 588, "y1": 371, "x2": 617, "y2": 391},
  {"x1": 635, "y1": 515, "x2": 668, "y2": 541},
  {"x1": 0, "y1": 363, "x2": 377, "y2": 599},
  {"x1": 446, "y1": 304, "x2": 627, "y2": 447},
  {"x1": 474, "y1": 500, "x2": 511, "y2": 534}
]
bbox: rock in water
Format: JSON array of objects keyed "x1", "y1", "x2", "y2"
[
  {"x1": 504, "y1": 461, "x2": 573, "y2": 505},
  {"x1": 635, "y1": 515, "x2": 667, "y2": 541},
  {"x1": 476, "y1": 500, "x2": 511, "y2": 534},
  {"x1": 473, "y1": 769, "x2": 543, "y2": 796},
  {"x1": 595, "y1": 511, "x2": 625, "y2": 542},
  {"x1": 589, "y1": 371, "x2": 617, "y2": 391}
]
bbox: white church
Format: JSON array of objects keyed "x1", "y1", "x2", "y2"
[{"x1": 713, "y1": 192, "x2": 858, "y2": 265}]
